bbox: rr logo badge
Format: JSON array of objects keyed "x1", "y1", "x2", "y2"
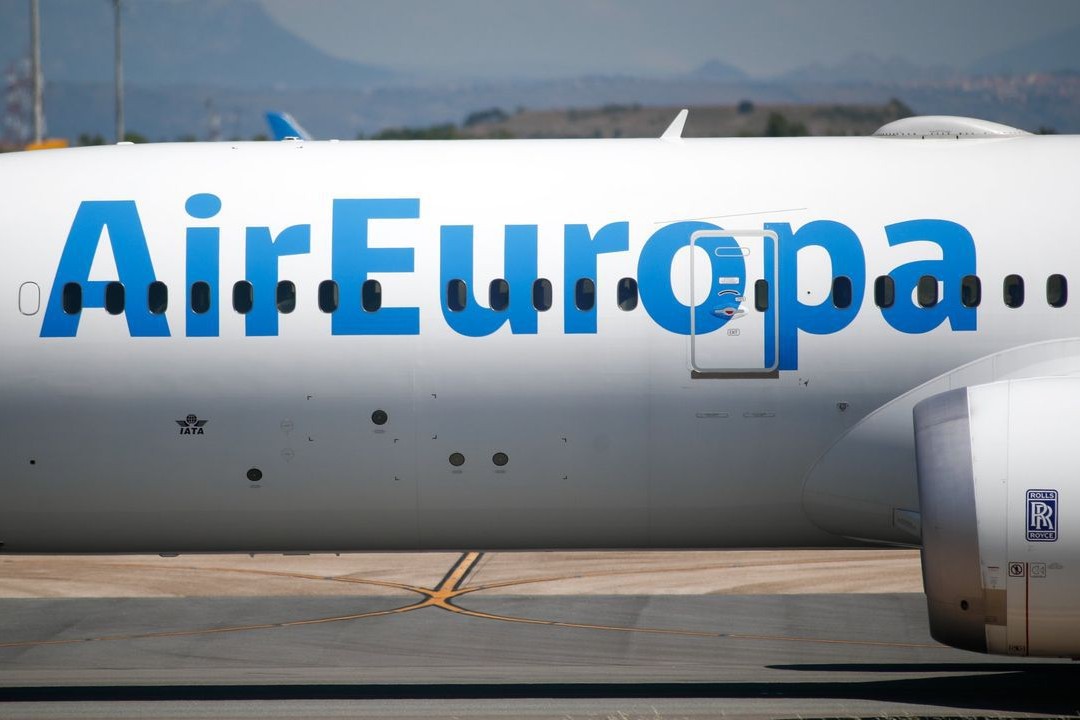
[{"x1": 1027, "y1": 489, "x2": 1058, "y2": 542}]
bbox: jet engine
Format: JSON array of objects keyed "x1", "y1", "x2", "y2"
[{"x1": 915, "y1": 377, "x2": 1080, "y2": 657}]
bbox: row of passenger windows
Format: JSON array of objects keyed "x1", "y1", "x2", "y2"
[
  {"x1": 57, "y1": 273, "x2": 1073, "y2": 316},
  {"x1": 59, "y1": 277, "x2": 642, "y2": 316},
  {"x1": 866, "y1": 273, "x2": 1067, "y2": 310},
  {"x1": 810, "y1": 274, "x2": 1067, "y2": 310},
  {"x1": 446, "y1": 277, "x2": 640, "y2": 313}
]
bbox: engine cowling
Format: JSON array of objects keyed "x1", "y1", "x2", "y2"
[{"x1": 915, "y1": 378, "x2": 1080, "y2": 657}]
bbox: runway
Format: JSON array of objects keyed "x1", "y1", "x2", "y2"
[{"x1": 0, "y1": 550, "x2": 1074, "y2": 718}]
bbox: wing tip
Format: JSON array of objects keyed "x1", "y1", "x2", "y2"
[{"x1": 661, "y1": 109, "x2": 689, "y2": 140}]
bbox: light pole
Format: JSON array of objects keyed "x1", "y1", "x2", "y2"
[
  {"x1": 114, "y1": 0, "x2": 124, "y2": 143},
  {"x1": 30, "y1": 0, "x2": 43, "y2": 144}
]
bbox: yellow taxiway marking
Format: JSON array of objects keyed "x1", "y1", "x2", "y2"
[
  {"x1": 442, "y1": 604, "x2": 939, "y2": 649},
  {"x1": 0, "y1": 550, "x2": 941, "y2": 651},
  {"x1": 95, "y1": 561, "x2": 432, "y2": 596},
  {"x1": 0, "y1": 603, "x2": 428, "y2": 649},
  {"x1": 0, "y1": 552, "x2": 483, "y2": 650}
]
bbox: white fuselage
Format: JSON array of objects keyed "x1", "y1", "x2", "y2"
[{"x1": 0, "y1": 135, "x2": 1074, "y2": 552}]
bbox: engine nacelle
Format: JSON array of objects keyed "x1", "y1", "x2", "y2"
[{"x1": 915, "y1": 378, "x2": 1080, "y2": 657}]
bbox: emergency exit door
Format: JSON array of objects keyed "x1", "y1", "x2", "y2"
[{"x1": 689, "y1": 229, "x2": 778, "y2": 375}]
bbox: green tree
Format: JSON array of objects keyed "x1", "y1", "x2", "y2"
[
  {"x1": 463, "y1": 107, "x2": 508, "y2": 127},
  {"x1": 764, "y1": 112, "x2": 808, "y2": 137},
  {"x1": 372, "y1": 124, "x2": 458, "y2": 140},
  {"x1": 884, "y1": 98, "x2": 914, "y2": 119}
]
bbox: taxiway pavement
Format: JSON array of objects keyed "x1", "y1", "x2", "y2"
[{"x1": 0, "y1": 550, "x2": 1072, "y2": 718}]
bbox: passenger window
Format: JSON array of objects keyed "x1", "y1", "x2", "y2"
[
  {"x1": 1047, "y1": 274, "x2": 1068, "y2": 308},
  {"x1": 961, "y1": 275, "x2": 981, "y2": 308},
  {"x1": 148, "y1": 281, "x2": 168, "y2": 314},
  {"x1": 362, "y1": 279, "x2": 382, "y2": 312},
  {"x1": 104, "y1": 281, "x2": 125, "y2": 315},
  {"x1": 276, "y1": 281, "x2": 296, "y2": 314},
  {"x1": 874, "y1": 276, "x2": 894, "y2": 308},
  {"x1": 1004, "y1": 274, "x2": 1025, "y2": 308},
  {"x1": 575, "y1": 278, "x2": 595, "y2": 311},
  {"x1": 232, "y1": 281, "x2": 253, "y2": 314},
  {"x1": 318, "y1": 280, "x2": 338, "y2": 313},
  {"x1": 62, "y1": 282, "x2": 82, "y2": 314},
  {"x1": 532, "y1": 279, "x2": 552, "y2": 311},
  {"x1": 447, "y1": 279, "x2": 467, "y2": 312},
  {"x1": 617, "y1": 277, "x2": 638, "y2": 311},
  {"x1": 917, "y1": 275, "x2": 938, "y2": 307},
  {"x1": 754, "y1": 279, "x2": 769, "y2": 312},
  {"x1": 832, "y1": 276, "x2": 852, "y2": 309},
  {"x1": 18, "y1": 281, "x2": 40, "y2": 316},
  {"x1": 191, "y1": 281, "x2": 211, "y2": 315},
  {"x1": 489, "y1": 279, "x2": 509, "y2": 312}
]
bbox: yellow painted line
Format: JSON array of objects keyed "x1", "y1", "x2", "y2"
[
  {"x1": 434, "y1": 552, "x2": 483, "y2": 593},
  {"x1": 461, "y1": 558, "x2": 918, "y2": 594},
  {"x1": 440, "y1": 604, "x2": 942, "y2": 650},
  {"x1": 0, "y1": 553, "x2": 488, "y2": 649},
  {"x1": 446, "y1": 604, "x2": 733, "y2": 638},
  {"x1": 111, "y1": 562, "x2": 432, "y2": 596},
  {"x1": 462, "y1": 563, "x2": 803, "y2": 593},
  {"x1": 0, "y1": 602, "x2": 431, "y2": 649}
]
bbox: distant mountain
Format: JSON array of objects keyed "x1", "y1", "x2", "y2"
[
  {"x1": 3, "y1": 1, "x2": 1080, "y2": 143},
  {"x1": 687, "y1": 59, "x2": 749, "y2": 82},
  {"x1": 973, "y1": 24, "x2": 1080, "y2": 75},
  {"x1": 34, "y1": 68, "x2": 1080, "y2": 144},
  {"x1": 779, "y1": 52, "x2": 953, "y2": 85},
  {"x1": 0, "y1": 0, "x2": 390, "y2": 88}
]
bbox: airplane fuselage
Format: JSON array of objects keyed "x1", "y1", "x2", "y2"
[{"x1": 0, "y1": 135, "x2": 1073, "y2": 552}]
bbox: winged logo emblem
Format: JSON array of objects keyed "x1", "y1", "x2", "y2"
[{"x1": 176, "y1": 414, "x2": 208, "y2": 435}]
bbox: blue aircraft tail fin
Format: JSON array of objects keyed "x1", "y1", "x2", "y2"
[{"x1": 265, "y1": 111, "x2": 313, "y2": 141}]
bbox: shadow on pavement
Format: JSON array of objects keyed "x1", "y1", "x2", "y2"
[{"x1": 1, "y1": 664, "x2": 1077, "y2": 714}]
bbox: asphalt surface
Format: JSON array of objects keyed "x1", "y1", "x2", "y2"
[{"x1": 0, "y1": 551, "x2": 1075, "y2": 718}]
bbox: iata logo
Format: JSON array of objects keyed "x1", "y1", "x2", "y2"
[
  {"x1": 176, "y1": 414, "x2": 208, "y2": 436},
  {"x1": 1027, "y1": 489, "x2": 1058, "y2": 542}
]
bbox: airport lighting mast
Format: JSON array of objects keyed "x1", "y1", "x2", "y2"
[
  {"x1": 29, "y1": 0, "x2": 43, "y2": 144},
  {"x1": 113, "y1": 0, "x2": 124, "y2": 144}
]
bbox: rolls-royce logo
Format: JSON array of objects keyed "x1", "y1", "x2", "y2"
[
  {"x1": 176, "y1": 414, "x2": 208, "y2": 436},
  {"x1": 1027, "y1": 489, "x2": 1057, "y2": 542}
]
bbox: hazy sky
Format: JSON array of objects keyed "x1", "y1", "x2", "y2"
[{"x1": 260, "y1": 0, "x2": 1080, "y2": 79}]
